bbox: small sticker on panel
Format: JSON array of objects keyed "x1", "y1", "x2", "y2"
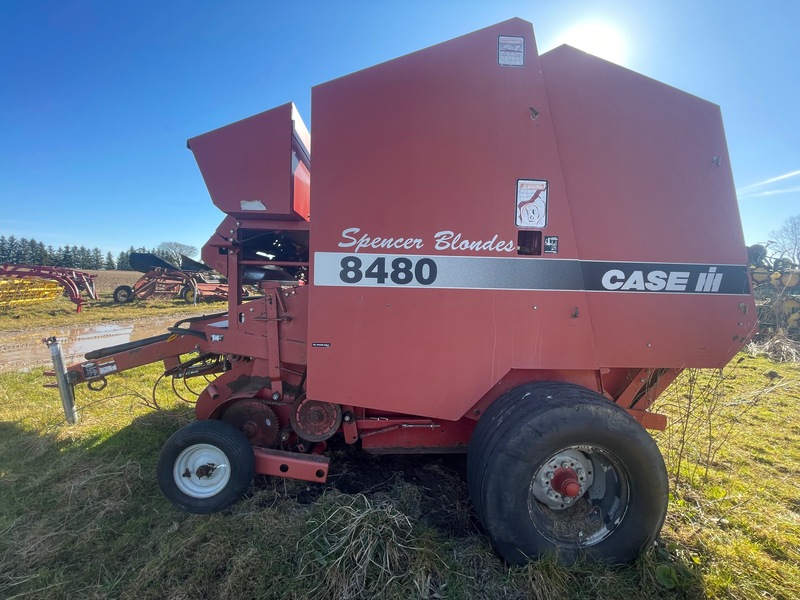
[
  {"x1": 544, "y1": 236, "x2": 559, "y2": 254},
  {"x1": 98, "y1": 360, "x2": 117, "y2": 376},
  {"x1": 498, "y1": 36, "x2": 525, "y2": 67},
  {"x1": 312, "y1": 342, "x2": 331, "y2": 348},
  {"x1": 240, "y1": 200, "x2": 267, "y2": 211},
  {"x1": 516, "y1": 179, "x2": 548, "y2": 228}
]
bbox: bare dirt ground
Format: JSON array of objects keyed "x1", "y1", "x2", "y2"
[{"x1": 83, "y1": 269, "x2": 142, "y2": 295}]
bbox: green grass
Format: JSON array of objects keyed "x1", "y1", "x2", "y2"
[
  {"x1": 0, "y1": 294, "x2": 226, "y2": 332},
  {"x1": 0, "y1": 320, "x2": 798, "y2": 598},
  {"x1": 653, "y1": 358, "x2": 800, "y2": 598}
]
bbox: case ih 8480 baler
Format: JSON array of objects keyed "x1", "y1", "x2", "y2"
[{"x1": 47, "y1": 19, "x2": 756, "y2": 564}]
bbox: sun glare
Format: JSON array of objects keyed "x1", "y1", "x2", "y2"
[{"x1": 557, "y1": 20, "x2": 629, "y2": 66}]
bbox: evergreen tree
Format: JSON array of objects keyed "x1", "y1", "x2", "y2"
[
  {"x1": 90, "y1": 247, "x2": 102, "y2": 269},
  {"x1": 0, "y1": 233, "x2": 162, "y2": 271},
  {"x1": 18, "y1": 238, "x2": 32, "y2": 263},
  {"x1": 61, "y1": 246, "x2": 73, "y2": 268},
  {"x1": 7, "y1": 236, "x2": 19, "y2": 263},
  {"x1": 116, "y1": 251, "x2": 130, "y2": 270},
  {"x1": 31, "y1": 240, "x2": 47, "y2": 265}
]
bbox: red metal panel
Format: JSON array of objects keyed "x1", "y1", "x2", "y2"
[
  {"x1": 188, "y1": 103, "x2": 309, "y2": 221},
  {"x1": 587, "y1": 293, "x2": 753, "y2": 367},
  {"x1": 540, "y1": 46, "x2": 746, "y2": 264},
  {"x1": 539, "y1": 47, "x2": 757, "y2": 367},
  {"x1": 292, "y1": 160, "x2": 311, "y2": 222},
  {"x1": 359, "y1": 417, "x2": 475, "y2": 453},
  {"x1": 307, "y1": 19, "x2": 594, "y2": 421}
]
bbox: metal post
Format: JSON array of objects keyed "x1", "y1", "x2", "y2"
[{"x1": 44, "y1": 336, "x2": 78, "y2": 424}]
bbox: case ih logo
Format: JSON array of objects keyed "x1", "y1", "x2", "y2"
[
  {"x1": 582, "y1": 262, "x2": 750, "y2": 295},
  {"x1": 600, "y1": 266, "x2": 723, "y2": 293}
]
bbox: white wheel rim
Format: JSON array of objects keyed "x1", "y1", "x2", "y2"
[{"x1": 173, "y1": 443, "x2": 231, "y2": 498}]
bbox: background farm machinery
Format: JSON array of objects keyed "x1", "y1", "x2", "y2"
[
  {"x1": 46, "y1": 19, "x2": 757, "y2": 565},
  {"x1": 748, "y1": 244, "x2": 800, "y2": 338},
  {"x1": 112, "y1": 251, "x2": 233, "y2": 304},
  {"x1": 0, "y1": 264, "x2": 97, "y2": 312}
]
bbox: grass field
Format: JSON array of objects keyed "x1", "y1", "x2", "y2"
[
  {"x1": 0, "y1": 304, "x2": 798, "y2": 598},
  {"x1": 0, "y1": 270, "x2": 227, "y2": 333}
]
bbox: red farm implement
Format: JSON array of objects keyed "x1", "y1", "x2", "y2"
[
  {"x1": 113, "y1": 252, "x2": 229, "y2": 304},
  {"x1": 1, "y1": 264, "x2": 97, "y2": 312},
  {"x1": 45, "y1": 19, "x2": 756, "y2": 564}
]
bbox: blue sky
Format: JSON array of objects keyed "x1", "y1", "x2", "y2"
[{"x1": 1, "y1": 0, "x2": 798, "y2": 256}]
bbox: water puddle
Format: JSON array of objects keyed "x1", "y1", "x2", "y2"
[{"x1": 0, "y1": 314, "x2": 195, "y2": 373}]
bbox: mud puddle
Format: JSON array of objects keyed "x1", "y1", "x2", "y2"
[{"x1": 0, "y1": 314, "x2": 197, "y2": 373}]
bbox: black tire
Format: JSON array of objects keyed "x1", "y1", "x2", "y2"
[
  {"x1": 467, "y1": 382, "x2": 668, "y2": 565},
  {"x1": 113, "y1": 285, "x2": 134, "y2": 304},
  {"x1": 157, "y1": 420, "x2": 255, "y2": 514},
  {"x1": 183, "y1": 287, "x2": 196, "y2": 304}
]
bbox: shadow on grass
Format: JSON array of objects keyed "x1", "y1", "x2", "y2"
[{"x1": 0, "y1": 408, "x2": 709, "y2": 600}]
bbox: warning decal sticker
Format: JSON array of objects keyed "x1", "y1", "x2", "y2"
[
  {"x1": 498, "y1": 36, "x2": 525, "y2": 66},
  {"x1": 516, "y1": 179, "x2": 548, "y2": 228}
]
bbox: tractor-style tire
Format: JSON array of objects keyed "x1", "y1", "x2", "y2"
[
  {"x1": 467, "y1": 382, "x2": 668, "y2": 565},
  {"x1": 157, "y1": 420, "x2": 255, "y2": 514},
  {"x1": 183, "y1": 287, "x2": 196, "y2": 304},
  {"x1": 112, "y1": 285, "x2": 134, "y2": 304}
]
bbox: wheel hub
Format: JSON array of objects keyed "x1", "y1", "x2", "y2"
[
  {"x1": 530, "y1": 450, "x2": 594, "y2": 510},
  {"x1": 551, "y1": 467, "x2": 581, "y2": 498}
]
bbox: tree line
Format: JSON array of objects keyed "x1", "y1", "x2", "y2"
[{"x1": 0, "y1": 235, "x2": 176, "y2": 271}]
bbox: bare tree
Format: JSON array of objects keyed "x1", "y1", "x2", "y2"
[
  {"x1": 769, "y1": 215, "x2": 800, "y2": 266},
  {"x1": 157, "y1": 241, "x2": 199, "y2": 266}
]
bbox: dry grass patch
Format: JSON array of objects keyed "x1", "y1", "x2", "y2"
[{"x1": 1, "y1": 351, "x2": 799, "y2": 599}]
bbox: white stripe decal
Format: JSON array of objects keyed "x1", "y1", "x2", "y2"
[{"x1": 313, "y1": 252, "x2": 751, "y2": 295}]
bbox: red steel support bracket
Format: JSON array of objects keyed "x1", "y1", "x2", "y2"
[
  {"x1": 253, "y1": 447, "x2": 329, "y2": 483},
  {"x1": 626, "y1": 409, "x2": 667, "y2": 431},
  {"x1": 261, "y1": 285, "x2": 285, "y2": 398}
]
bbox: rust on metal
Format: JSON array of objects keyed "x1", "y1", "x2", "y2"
[
  {"x1": 222, "y1": 400, "x2": 280, "y2": 448},
  {"x1": 289, "y1": 395, "x2": 342, "y2": 442}
]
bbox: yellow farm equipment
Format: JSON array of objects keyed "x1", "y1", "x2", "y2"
[
  {"x1": 0, "y1": 278, "x2": 63, "y2": 307},
  {"x1": 0, "y1": 264, "x2": 97, "y2": 312}
]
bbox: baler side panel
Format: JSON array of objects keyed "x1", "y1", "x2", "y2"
[
  {"x1": 540, "y1": 46, "x2": 757, "y2": 367},
  {"x1": 307, "y1": 19, "x2": 598, "y2": 421}
]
